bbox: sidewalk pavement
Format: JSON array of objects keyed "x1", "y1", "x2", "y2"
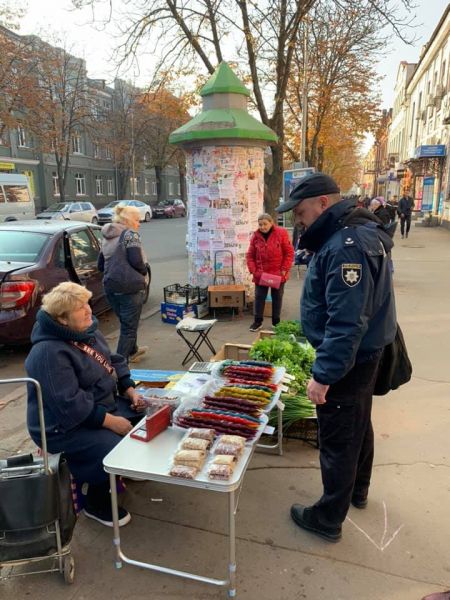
[{"x1": 2, "y1": 224, "x2": 450, "y2": 599}]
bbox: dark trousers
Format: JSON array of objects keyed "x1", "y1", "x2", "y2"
[
  {"x1": 400, "y1": 214, "x2": 411, "y2": 236},
  {"x1": 313, "y1": 356, "x2": 380, "y2": 526},
  {"x1": 254, "y1": 283, "x2": 285, "y2": 325},
  {"x1": 106, "y1": 289, "x2": 145, "y2": 359},
  {"x1": 40, "y1": 398, "x2": 141, "y2": 485}
]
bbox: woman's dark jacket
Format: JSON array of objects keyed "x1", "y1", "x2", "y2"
[
  {"x1": 300, "y1": 199, "x2": 397, "y2": 385},
  {"x1": 25, "y1": 310, "x2": 134, "y2": 443},
  {"x1": 98, "y1": 222, "x2": 147, "y2": 294}
]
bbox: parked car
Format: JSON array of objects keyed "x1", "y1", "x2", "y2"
[
  {"x1": 0, "y1": 220, "x2": 150, "y2": 345},
  {"x1": 36, "y1": 201, "x2": 98, "y2": 223},
  {"x1": 97, "y1": 200, "x2": 152, "y2": 225},
  {"x1": 153, "y1": 198, "x2": 186, "y2": 218}
]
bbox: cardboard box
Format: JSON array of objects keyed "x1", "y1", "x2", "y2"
[
  {"x1": 208, "y1": 285, "x2": 246, "y2": 310},
  {"x1": 210, "y1": 343, "x2": 252, "y2": 361},
  {"x1": 263, "y1": 298, "x2": 272, "y2": 317},
  {"x1": 160, "y1": 302, "x2": 197, "y2": 325}
]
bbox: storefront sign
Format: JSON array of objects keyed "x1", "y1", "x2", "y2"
[
  {"x1": 414, "y1": 145, "x2": 446, "y2": 159},
  {"x1": 0, "y1": 162, "x2": 14, "y2": 170}
]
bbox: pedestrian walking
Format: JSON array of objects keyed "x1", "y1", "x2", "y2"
[
  {"x1": 246, "y1": 213, "x2": 294, "y2": 332},
  {"x1": 398, "y1": 192, "x2": 414, "y2": 238},
  {"x1": 98, "y1": 205, "x2": 148, "y2": 363},
  {"x1": 276, "y1": 172, "x2": 397, "y2": 542}
]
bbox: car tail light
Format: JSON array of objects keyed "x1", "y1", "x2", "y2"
[{"x1": 0, "y1": 281, "x2": 36, "y2": 309}]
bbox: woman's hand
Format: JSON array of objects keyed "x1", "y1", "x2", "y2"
[
  {"x1": 103, "y1": 413, "x2": 133, "y2": 436},
  {"x1": 124, "y1": 386, "x2": 147, "y2": 411}
]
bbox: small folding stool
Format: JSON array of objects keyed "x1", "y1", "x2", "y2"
[{"x1": 176, "y1": 318, "x2": 217, "y2": 365}]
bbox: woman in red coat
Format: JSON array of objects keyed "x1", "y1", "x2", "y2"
[{"x1": 246, "y1": 213, "x2": 295, "y2": 331}]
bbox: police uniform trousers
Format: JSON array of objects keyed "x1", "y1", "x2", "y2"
[{"x1": 314, "y1": 355, "x2": 380, "y2": 527}]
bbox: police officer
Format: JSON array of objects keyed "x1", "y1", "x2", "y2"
[{"x1": 276, "y1": 172, "x2": 397, "y2": 542}]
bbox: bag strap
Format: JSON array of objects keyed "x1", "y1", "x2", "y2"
[{"x1": 71, "y1": 341, "x2": 117, "y2": 380}]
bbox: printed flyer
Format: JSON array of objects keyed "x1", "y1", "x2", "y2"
[{"x1": 185, "y1": 145, "x2": 265, "y2": 298}]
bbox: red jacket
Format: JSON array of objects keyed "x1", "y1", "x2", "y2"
[{"x1": 246, "y1": 225, "x2": 294, "y2": 284}]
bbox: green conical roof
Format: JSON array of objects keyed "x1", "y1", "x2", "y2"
[
  {"x1": 200, "y1": 62, "x2": 250, "y2": 97},
  {"x1": 169, "y1": 108, "x2": 277, "y2": 144}
]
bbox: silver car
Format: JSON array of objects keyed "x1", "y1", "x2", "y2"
[
  {"x1": 97, "y1": 200, "x2": 153, "y2": 225},
  {"x1": 36, "y1": 201, "x2": 98, "y2": 223}
]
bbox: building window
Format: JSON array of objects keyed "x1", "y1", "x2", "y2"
[
  {"x1": 107, "y1": 177, "x2": 114, "y2": 196},
  {"x1": 130, "y1": 177, "x2": 137, "y2": 195},
  {"x1": 75, "y1": 173, "x2": 86, "y2": 196},
  {"x1": 17, "y1": 126, "x2": 27, "y2": 147},
  {"x1": 152, "y1": 181, "x2": 157, "y2": 195},
  {"x1": 95, "y1": 175, "x2": 104, "y2": 195},
  {"x1": 52, "y1": 172, "x2": 60, "y2": 196},
  {"x1": 177, "y1": 182, "x2": 181, "y2": 196},
  {"x1": 144, "y1": 178, "x2": 150, "y2": 195},
  {"x1": 72, "y1": 134, "x2": 82, "y2": 154},
  {"x1": 93, "y1": 143, "x2": 100, "y2": 158},
  {"x1": 105, "y1": 146, "x2": 112, "y2": 160}
]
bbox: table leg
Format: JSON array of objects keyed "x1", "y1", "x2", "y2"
[
  {"x1": 109, "y1": 472, "x2": 122, "y2": 569},
  {"x1": 228, "y1": 490, "x2": 236, "y2": 598}
]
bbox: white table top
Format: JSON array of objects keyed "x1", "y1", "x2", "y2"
[{"x1": 103, "y1": 419, "x2": 266, "y2": 493}]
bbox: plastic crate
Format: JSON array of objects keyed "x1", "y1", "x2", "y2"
[{"x1": 163, "y1": 284, "x2": 207, "y2": 306}]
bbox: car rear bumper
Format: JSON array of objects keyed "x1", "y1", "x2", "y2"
[{"x1": 0, "y1": 307, "x2": 36, "y2": 344}]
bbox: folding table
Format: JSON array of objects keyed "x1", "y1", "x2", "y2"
[
  {"x1": 103, "y1": 423, "x2": 265, "y2": 598},
  {"x1": 176, "y1": 318, "x2": 217, "y2": 365}
]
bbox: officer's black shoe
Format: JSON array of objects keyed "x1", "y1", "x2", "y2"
[
  {"x1": 351, "y1": 495, "x2": 368, "y2": 509},
  {"x1": 290, "y1": 504, "x2": 342, "y2": 542}
]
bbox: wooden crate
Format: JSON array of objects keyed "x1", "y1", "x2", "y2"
[
  {"x1": 255, "y1": 330, "x2": 275, "y2": 340},
  {"x1": 210, "y1": 343, "x2": 252, "y2": 361}
]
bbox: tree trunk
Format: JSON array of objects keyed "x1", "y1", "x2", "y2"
[
  {"x1": 155, "y1": 165, "x2": 163, "y2": 202},
  {"x1": 264, "y1": 143, "x2": 284, "y2": 216},
  {"x1": 178, "y1": 163, "x2": 187, "y2": 203}
]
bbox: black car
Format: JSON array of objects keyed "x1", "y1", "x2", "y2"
[{"x1": 0, "y1": 220, "x2": 149, "y2": 345}]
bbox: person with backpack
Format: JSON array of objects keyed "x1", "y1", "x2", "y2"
[
  {"x1": 276, "y1": 172, "x2": 397, "y2": 542},
  {"x1": 98, "y1": 205, "x2": 149, "y2": 362}
]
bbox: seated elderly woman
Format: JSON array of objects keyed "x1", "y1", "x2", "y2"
[{"x1": 25, "y1": 282, "x2": 146, "y2": 528}]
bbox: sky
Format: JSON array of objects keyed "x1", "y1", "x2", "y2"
[{"x1": 15, "y1": 0, "x2": 450, "y2": 108}]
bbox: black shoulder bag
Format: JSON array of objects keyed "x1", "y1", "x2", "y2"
[{"x1": 373, "y1": 324, "x2": 412, "y2": 396}]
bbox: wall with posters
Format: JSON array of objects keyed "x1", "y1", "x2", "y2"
[{"x1": 185, "y1": 145, "x2": 265, "y2": 297}]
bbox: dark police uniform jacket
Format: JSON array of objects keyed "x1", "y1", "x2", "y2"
[{"x1": 299, "y1": 199, "x2": 397, "y2": 386}]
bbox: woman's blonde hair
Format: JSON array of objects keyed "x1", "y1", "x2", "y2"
[
  {"x1": 113, "y1": 204, "x2": 141, "y2": 226},
  {"x1": 41, "y1": 282, "x2": 92, "y2": 320},
  {"x1": 258, "y1": 212, "x2": 274, "y2": 223}
]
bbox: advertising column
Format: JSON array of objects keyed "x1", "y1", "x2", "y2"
[{"x1": 170, "y1": 62, "x2": 277, "y2": 298}]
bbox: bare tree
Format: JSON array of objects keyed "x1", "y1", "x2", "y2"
[{"x1": 22, "y1": 39, "x2": 95, "y2": 203}]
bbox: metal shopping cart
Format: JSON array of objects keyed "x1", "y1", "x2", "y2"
[{"x1": 0, "y1": 378, "x2": 76, "y2": 584}]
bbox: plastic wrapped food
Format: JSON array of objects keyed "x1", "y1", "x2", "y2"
[
  {"x1": 213, "y1": 455, "x2": 236, "y2": 467},
  {"x1": 188, "y1": 428, "x2": 216, "y2": 442},
  {"x1": 208, "y1": 463, "x2": 233, "y2": 480},
  {"x1": 181, "y1": 437, "x2": 210, "y2": 451},
  {"x1": 218, "y1": 435, "x2": 246, "y2": 450},
  {"x1": 169, "y1": 464, "x2": 198, "y2": 479},
  {"x1": 173, "y1": 449, "x2": 206, "y2": 469},
  {"x1": 214, "y1": 442, "x2": 242, "y2": 457}
]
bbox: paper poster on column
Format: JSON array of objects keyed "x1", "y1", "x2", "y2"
[{"x1": 185, "y1": 145, "x2": 264, "y2": 295}]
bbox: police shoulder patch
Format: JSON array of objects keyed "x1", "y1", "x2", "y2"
[{"x1": 341, "y1": 263, "x2": 362, "y2": 287}]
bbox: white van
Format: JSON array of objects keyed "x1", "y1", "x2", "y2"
[{"x1": 0, "y1": 174, "x2": 35, "y2": 222}]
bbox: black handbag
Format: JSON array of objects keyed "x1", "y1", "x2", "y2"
[{"x1": 374, "y1": 324, "x2": 412, "y2": 396}]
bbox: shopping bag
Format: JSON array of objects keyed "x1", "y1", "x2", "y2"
[
  {"x1": 374, "y1": 324, "x2": 412, "y2": 395},
  {"x1": 259, "y1": 272, "x2": 282, "y2": 288}
]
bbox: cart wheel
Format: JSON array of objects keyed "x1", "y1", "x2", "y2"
[{"x1": 63, "y1": 555, "x2": 75, "y2": 584}]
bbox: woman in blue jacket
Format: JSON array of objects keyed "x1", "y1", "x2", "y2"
[{"x1": 25, "y1": 282, "x2": 145, "y2": 528}]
